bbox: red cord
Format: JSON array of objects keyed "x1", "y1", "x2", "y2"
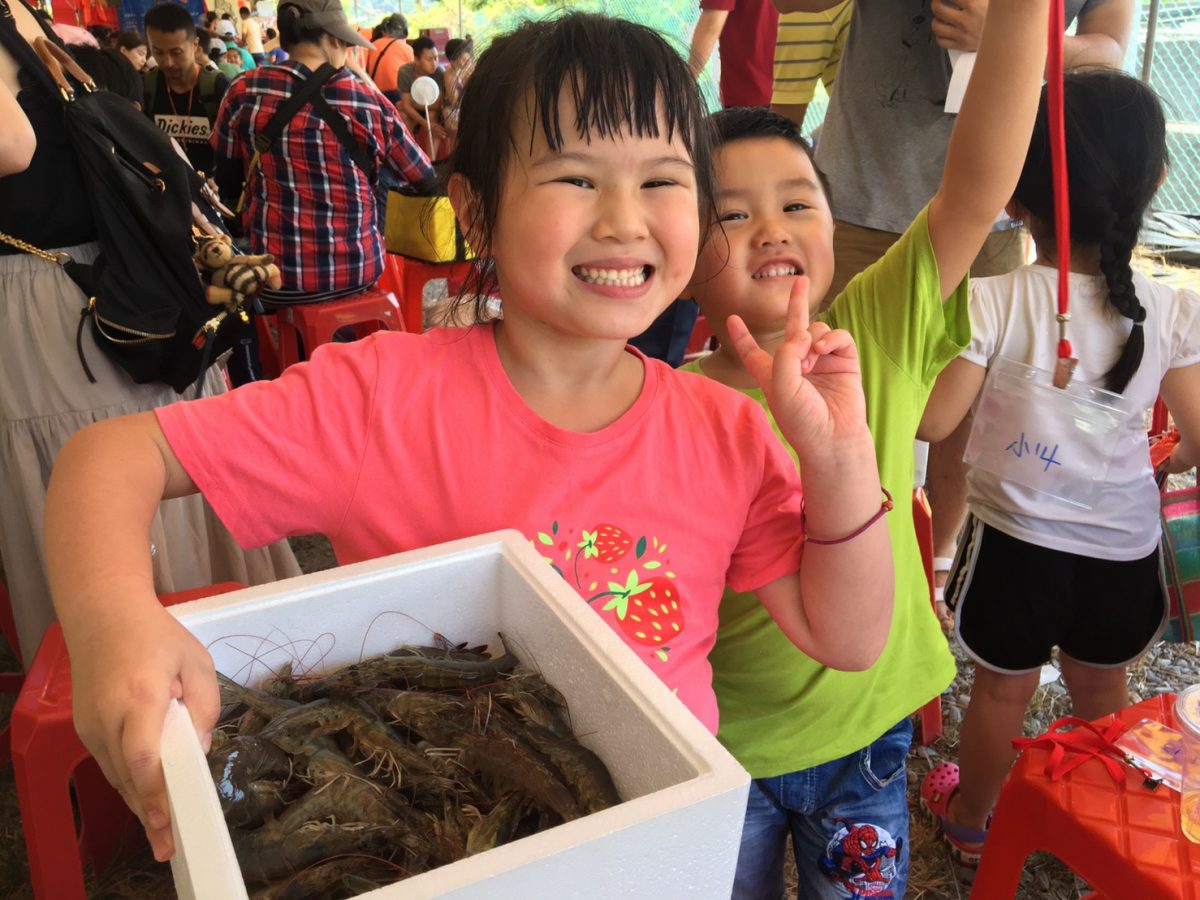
[{"x1": 1047, "y1": 0, "x2": 1072, "y2": 361}]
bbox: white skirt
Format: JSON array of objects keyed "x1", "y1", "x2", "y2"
[{"x1": 0, "y1": 243, "x2": 301, "y2": 662}]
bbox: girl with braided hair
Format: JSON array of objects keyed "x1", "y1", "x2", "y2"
[{"x1": 917, "y1": 68, "x2": 1200, "y2": 866}]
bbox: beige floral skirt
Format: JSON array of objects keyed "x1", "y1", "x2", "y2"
[{"x1": 0, "y1": 243, "x2": 300, "y2": 663}]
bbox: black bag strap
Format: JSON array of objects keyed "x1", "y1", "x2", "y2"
[
  {"x1": 235, "y1": 63, "x2": 370, "y2": 213},
  {"x1": 367, "y1": 36, "x2": 402, "y2": 82},
  {"x1": 309, "y1": 92, "x2": 374, "y2": 177}
]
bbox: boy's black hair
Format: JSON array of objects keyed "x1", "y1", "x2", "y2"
[
  {"x1": 708, "y1": 106, "x2": 832, "y2": 205},
  {"x1": 195, "y1": 27, "x2": 212, "y2": 54},
  {"x1": 410, "y1": 35, "x2": 436, "y2": 57},
  {"x1": 239, "y1": 6, "x2": 250, "y2": 17},
  {"x1": 450, "y1": 12, "x2": 714, "y2": 324},
  {"x1": 1014, "y1": 70, "x2": 1167, "y2": 395},
  {"x1": 266, "y1": 26, "x2": 277, "y2": 39},
  {"x1": 70, "y1": 45, "x2": 143, "y2": 107},
  {"x1": 277, "y1": 3, "x2": 330, "y2": 50},
  {"x1": 144, "y1": 4, "x2": 196, "y2": 38}
]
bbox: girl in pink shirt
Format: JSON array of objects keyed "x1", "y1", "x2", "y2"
[{"x1": 44, "y1": 12, "x2": 893, "y2": 862}]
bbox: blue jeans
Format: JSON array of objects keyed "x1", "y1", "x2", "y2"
[{"x1": 732, "y1": 717, "x2": 913, "y2": 900}]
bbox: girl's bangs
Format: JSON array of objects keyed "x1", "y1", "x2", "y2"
[{"x1": 525, "y1": 21, "x2": 701, "y2": 159}]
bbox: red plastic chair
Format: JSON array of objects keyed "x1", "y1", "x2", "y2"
[
  {"x1": 1152, "y1": 396, "x2": 1170, "y2": 439},
  {"x1": 0, "y1": 579, "x2": 24, "y2": 766},
  {"x1": 12, "y1": 583, "x2": 245, "y2": 900},
  {"x1": 268, "y1": 288, "x2": 406, "y2": 372},
  {"x1": 973, "y1": 694, "x2": 1200, "y2": 899},
  {"x1": 912, "y1": 486, "x2": 944, "y2": 746},
  {"x1": 391, "y1": 254, "x2": 476, "y2": 335}
]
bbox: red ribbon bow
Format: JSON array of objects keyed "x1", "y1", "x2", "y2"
[{"x1": 1011, "y1": 716, "x2": 1139, "y2": 783}]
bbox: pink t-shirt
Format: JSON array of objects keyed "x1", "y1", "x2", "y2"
[{"x1": 156, "y1": 325, "x2": 804, "y2": 731}]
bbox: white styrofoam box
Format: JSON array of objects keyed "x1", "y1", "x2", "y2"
[{"x1": 162, "y1": 530, "x2": 750, "y2": 899}]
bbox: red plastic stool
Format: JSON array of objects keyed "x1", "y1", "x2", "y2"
[
  {"x1": 973, "y1": 694, "x2": 1200, "y2": 899},
  {"x1": 270, "y1": 288, "x2": 406, "y2": 371},
  {"x1": 911, "y1": 486, "x2": 943, "y2": 746},
  {"x1": 12, "y1": 583, "x2": 245, "y2": 900},
  {"x1": 393, "y1": 254, "x2": 476, "y2": 335},
  {"x1": 254, "y1": 314, "x2": 282, "y2": 380},
  {"x1": 0, "y1": 579, "x2": 24, "y2": 766}
]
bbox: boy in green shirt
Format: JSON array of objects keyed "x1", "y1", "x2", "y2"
[{"x1": 682, "y1": 0, "x2": 1049, "y2": 895}]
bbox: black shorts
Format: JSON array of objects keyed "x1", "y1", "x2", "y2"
[{"x1": 945, "y1": 516, "x2": 1167, "y2": 674}]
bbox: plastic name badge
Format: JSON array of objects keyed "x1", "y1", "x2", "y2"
[
  {"x1": 964, "y1": 356, "x2": 1133, "y2": 509},
  {"x1": 1115, "y1": 718, "x2": 1185, "y2": 792}
]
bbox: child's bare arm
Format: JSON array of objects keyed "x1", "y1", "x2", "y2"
[
  {"x1": 731, "y1": 277, "x2": 894, "y2": 669},
  {"x1": 918, "y1": 357, "x2": 987, "y2": 443},
  {"x1": 927, "y1": 0, "x2": 1049, "y2": 301},
  {"x1": 687, "y1": 9, "x2": 728, "y2": 78},
  {"x1": 1160, "y1": 363, "x2": 1200, "y2": 473},
  {"x1": 45, "y1": 412, "x2": 216, "y2": 863}
]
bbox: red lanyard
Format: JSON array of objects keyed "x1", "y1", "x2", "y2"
[
  {"x1": 1012, "y1": 716, "x2": 1162, "y2": 788},
  {"x1": 1047, "y1": 1, "x2": 1076, "y2": 388}
]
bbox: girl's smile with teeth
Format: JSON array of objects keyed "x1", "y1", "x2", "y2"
[{"x1": 573, "y1": 265, "x2": 651, "y2": 286}]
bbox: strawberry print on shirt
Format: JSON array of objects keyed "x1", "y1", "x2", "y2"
[{"x1": 532, "y1": 520, "x2": 686, "y2": 669}]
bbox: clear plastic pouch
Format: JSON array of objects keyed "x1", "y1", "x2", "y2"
[
  {"x1": 1114, "y1": 718, "x2": 1185, "y2": 792},
  {"x1": 963, "y1": 357, "x2": 1134, "y2": 509}
]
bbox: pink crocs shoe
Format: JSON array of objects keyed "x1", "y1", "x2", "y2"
[{"x1": 920, "y1": 762, "x2": 989, "y2": 867}]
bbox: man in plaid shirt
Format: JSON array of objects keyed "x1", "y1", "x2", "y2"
[{"x1": 211, "y1": 0, "x2": 435, "y2": 303}]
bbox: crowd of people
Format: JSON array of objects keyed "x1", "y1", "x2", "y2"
[{"x1": 1, "y1": 1, "x2": 1198, "y2": 898}]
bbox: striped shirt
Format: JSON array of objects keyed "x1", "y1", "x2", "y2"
[
  {"x1": 772, "y1": 0, "x2": 852, "y2": 105},
  {"x1": 213, "y1": 61, "x2": 434, "y2": 295}
]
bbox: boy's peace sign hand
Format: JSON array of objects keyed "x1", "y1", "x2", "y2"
[{"x1": 726, "y1": 275, "x2": 871, "y2": 458}]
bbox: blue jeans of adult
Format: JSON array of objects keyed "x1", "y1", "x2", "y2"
[{"x1": 732, "y1": 717, "x2": 913, "y2": 900}]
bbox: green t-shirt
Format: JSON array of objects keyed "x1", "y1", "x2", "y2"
[{"x1": 683, "y1": 205, "x2": 966, "y2": 777}]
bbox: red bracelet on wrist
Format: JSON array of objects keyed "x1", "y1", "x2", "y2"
[{"x1": 802, "y1": 487, "x2": 894, "y2": 546}]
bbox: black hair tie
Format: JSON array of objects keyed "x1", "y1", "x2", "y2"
[{"x1": 1132, "y1": 306, "x2": 1146, "y2": 327}]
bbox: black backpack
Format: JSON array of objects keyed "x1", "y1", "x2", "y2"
[{"x1": 6, "y1": 32, "x2": 248, "y2": 395}]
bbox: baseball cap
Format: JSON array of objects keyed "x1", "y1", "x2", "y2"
[
  {"x1": 215, "y1": 20, "x2": 237, "y2": 38},
  {"x1": 208, "y1": 37, "x2": 227, "y2": 55},
  {"x1": 278, "y1": 0, "x2": 373, "y2": 49}
]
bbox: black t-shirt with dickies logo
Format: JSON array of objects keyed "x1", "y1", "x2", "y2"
[{"x1": 144, "y1": 68, "x2": 229, "y2": 177}]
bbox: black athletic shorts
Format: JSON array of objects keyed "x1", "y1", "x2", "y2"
[{"x1": 945, "y1": 516, "x2": 1167, "y2": 674}]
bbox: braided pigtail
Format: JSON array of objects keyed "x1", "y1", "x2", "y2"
[
  {"x1": 1014, "y1": 70, "x2": 1167, "y2": 395},
  {"x1": 1098, "y1": 208, "x2": 1145, "y2": 394}
]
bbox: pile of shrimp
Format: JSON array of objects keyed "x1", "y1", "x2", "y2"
[{"x1": 208, "y1": 636, "x2": 621, "y2": 899}]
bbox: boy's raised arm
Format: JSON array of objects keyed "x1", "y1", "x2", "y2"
[
  {"x1": 928, "y1": 0, "x2": 1050, "y2": 300},
  {"x1": 45, "y1": 412, "x2": 215, "y2": 863}
]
